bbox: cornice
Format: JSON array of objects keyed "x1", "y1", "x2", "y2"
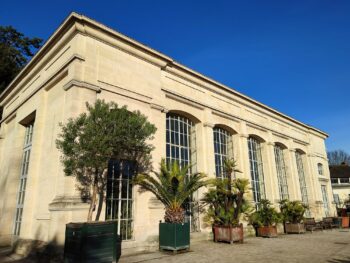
[
  {"x1": 0, "y1": 12, "x2": 328, "y2": 139},
  {"x1": 63, "y1": 79, "x2": 101, "y2": 92},
  {"x1": 150, "y1": 103, "x2": 168, "y2": 113}
]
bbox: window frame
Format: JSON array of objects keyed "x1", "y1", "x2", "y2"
[
  {"x1": 274, "y1": 144, "x2": 289, "y2": 200},
  {"x1": 317, "y1": 163, "x2": 324, "y2": 176},
  {"x1": 248, "y1": 136, "x2": 266, "y2": 204},
  {"x1": 321, "y1": 185, "x2": 330, "y2": 217},
  {"x1": 105, "y1": 160, "x2": 135, "y2": 241},
  {"x1": 13, "y1": 122, "x2": 34, "y2": 237},
  {"x1": 213, "y1": 126, "x2": 233, "y2": 179},
  {"x1": 295, "y1": 151, "x2": 311, "y2": 217}
]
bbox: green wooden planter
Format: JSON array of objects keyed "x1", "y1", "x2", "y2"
[
  {"x1": 159, "y1": 222, "x2": 190, "y2": 252},
  {"x1": 64, "y1": 221, "x2": 121, "y2": 263}
]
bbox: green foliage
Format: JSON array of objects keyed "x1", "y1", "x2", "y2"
[
  {"x1": 134, "y1": 159, "x2": 207, "y2": 223},
  {"x1": 0, "y1": 26, "x2": 42, "y2": 93},
  {"x1": 202, "y1": 159, "x2": 251, "y2": 227},
  {"x1": 249, "y1": 199, "x2": 281, "y2": 227},
  {"x1": 56, "y1": 99, "x2": 156, "y2": 221},
  {"x1": 279, "y1": 199, "x2": 308, "y2": 224}
]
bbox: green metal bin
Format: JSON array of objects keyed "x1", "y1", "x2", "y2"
[{"x1": 64, "y1": 221, "x2": 121, "y2": 263}]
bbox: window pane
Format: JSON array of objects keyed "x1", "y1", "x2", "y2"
[
  {"x1": 14, "y1": 123, "x2": 34, "y2": 236},
  {"x1": 248, "y1": 137, "x2": 265, "y2": 204},
  {"x1": 274, "y1": 145, "x2": 289, "y2": 200},
  {"x1": 213, "y1": 127, "x2": 232, "y2": 179},
  {"x1": 106, "y1": 160, "x2": 134, "y2": 240}
]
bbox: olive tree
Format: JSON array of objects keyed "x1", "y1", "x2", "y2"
[{"x1": 56, "y1": 99, "x2": 156, "y2": 221}]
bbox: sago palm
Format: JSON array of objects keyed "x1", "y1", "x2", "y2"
[{"x1": 134, "y1": 159, "x2": 207, "y2": 223}]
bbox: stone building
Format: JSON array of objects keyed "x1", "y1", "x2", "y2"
[
  {"x1": 0, "y1": 13, "x2": 335, "y2": 253},
  {"x1": 330, "y1": 163, "x2": 350, "y2": 207}
]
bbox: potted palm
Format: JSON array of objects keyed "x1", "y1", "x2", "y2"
[
  {"x1": 134, "y1": 159, "x2": 207, "y2": 252},
  {"x1": 249, "y1": 199, "x2": 281, "y2": 238},
  {"x1": 202, "y1": 159, "x2": 251, "y2": 244},
  {"x1": 279, "y1": 199, "x2": 307, "y2": 234}
]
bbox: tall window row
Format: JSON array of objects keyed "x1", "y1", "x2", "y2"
[
  {"x1": 248, "y1": 137, "x2": 266, "y2": 203},
  {"x1": 106, "y1": 111, "x2": 319, "y2": 239},
  {"x1": 213, "y1": 127, "x2": 232, "y2": 179},
  {"x1": 274, "y1": 145, "x2": 289, "y2": 200},
  {"x1": 13, "y1": 122, "x2": 34, "y2": 236}
]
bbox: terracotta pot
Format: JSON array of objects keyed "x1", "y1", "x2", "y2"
[
  {"x1": 257, "y1": 225, "x2": 278, "y2": 238},
  {"x1": 212, "y1": 224, "x2": 244, "y2": 244},
  {"x1": 341, "y1": 217, "x2": 349, "y2": 228},
  {"x1": 285, "y1": 223, "x2": 305, "y2": 234}
]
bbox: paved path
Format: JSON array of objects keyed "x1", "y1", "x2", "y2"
[
  {"x1": 120, "y1": 229, "x2": 350, "y2": 263},
  {"x1": 1, "y1": 229, "x2": 350, "y2": 262}
]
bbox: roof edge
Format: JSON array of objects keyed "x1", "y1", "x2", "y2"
[{"x1": 0, "y1": 12, "x2": 328, "y2": 138}]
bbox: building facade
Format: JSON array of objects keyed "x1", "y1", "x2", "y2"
[
  {"x1": 0, "y1": 13, "x2": 335, "y2": 253},
  {"x1": 330, "y1": 163, "x2": 350, "y2": 207}
]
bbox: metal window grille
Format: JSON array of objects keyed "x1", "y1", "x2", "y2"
[
  {"x1": 106, "y1": 160, "x2": 135, "y2": 240},
  {"x1": 166, "y1": 114, "x2": 193, "y2": 168},
  {"x1": 274, "y1": 145, "x2": 289, "y2": 200},
  {"x1": 321, "y1": 185, "x2": 330, "y2": 216},
  {"x1": 13, "y1": 123, "x2": 34, "y2": 236},
  {"x1": 166, "y1": 113, "x2": 199, "y2": 231},
  {"x1": 295, "y1": 151, "x2": 310, "y2": 217},
  {"x1": 213, "y1": 127, "x2": 232, "y2": 179},
  {"x1": 248, "y1": 137, "x2": 266, "y2": 204}
]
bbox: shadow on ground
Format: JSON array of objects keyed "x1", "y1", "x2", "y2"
[
  {"x1": 328, "y1": 258, "x2": 350, "y2": 263},
  {"x1": 0, "y1": 227, "x2": 63, "y2": 263}
]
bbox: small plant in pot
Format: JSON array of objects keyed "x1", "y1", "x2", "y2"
[
  {"x1": 249, "y1": 199, "x2": 281, "y2": 238},
  {"x1": 202, "y1": 159, "x2": 251, "y2": 244},
  {"x1": 279, "y1": 199, "x2": 308, "y2": 234},
  {"x1": 134, "y1": 159, "x2": 207, "y2": 252}
]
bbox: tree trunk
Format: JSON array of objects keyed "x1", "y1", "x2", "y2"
[
  {"x1": 95, "y1": 190, "x2": 104, "y2": 221},
  {"x1": 87, "y1": 174, "x2": 98, "y2": 222},
  {"x1": 233, "y1": 192, "x2": 243, "y2": 222}
]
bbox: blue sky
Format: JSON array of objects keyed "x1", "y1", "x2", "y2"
[{"x1": 1, "y1": 0, "x2": 349, "y2": 152}]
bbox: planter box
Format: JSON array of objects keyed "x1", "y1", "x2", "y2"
[
  {"x1": 212, "y1": 224, "x2": 243, "y2": 244},
  {"x1": 159, "y1": 222, "x2": 190, "y2": 252},
  {"x1": 64, "y1": 221, "x2": 120, "y2": 263},
  {"x1": 332, "y1": 217, "x2": 342, "y2": 228},
  {"x1": 285, "y1": 223, "x2": 305, "y2": 234},
  {"x1": 257, "y1": 225, "x2": 278, "y2": 238},
  {"x1": 341, "y1": 217, "x2": 349, "y2": 228}
]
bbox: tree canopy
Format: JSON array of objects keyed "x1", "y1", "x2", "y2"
[
  {"x1": 56, "y1": 99, "x2": 157, "y2": 221},
  {"x1": 327, "y1": 150, "x2": 350, "y2": 166},
  {"x1": 0, "y1": 26, "x2": 42, "y2": 93}
]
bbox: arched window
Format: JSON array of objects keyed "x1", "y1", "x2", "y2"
[
  {"x1": 166, "y1": 113, "x2": 195, "y2": 168},
  {"x1": 295, "y1": 151, "x2": 309, "y2": 206},
  {"x1": 274, "y1": 144, "x2": 289, "y2": 200},
  {"x1": 248, "y1": 136, "x2": 265, "y2": 203},
  {"x1": 213, "y1": 127, "x2": 233, "y2": 179},
  {"x1": 317, "y1": 163, "x2": 324, "y2": 175},
  {"x1": 166, "y1": 113, "x2": 198, "y2": 231}
]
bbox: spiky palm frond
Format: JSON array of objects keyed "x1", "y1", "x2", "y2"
[
  {"x1": 134, "y1": 159, "x2": 208, "y2": 223},
  {"x1": 279, "y1": 199, "x2": 308, "y2": 224},
  {"x1": 249, "y1": 199, "x2": 281, "y2": 227}
]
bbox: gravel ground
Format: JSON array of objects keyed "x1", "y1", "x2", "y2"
[
  {"x1": 120, "y1": 229, "x2": 350, "y2": 263},
  {"x1": 1, "y1": 229, "x2": 350, "y2": 262}
]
